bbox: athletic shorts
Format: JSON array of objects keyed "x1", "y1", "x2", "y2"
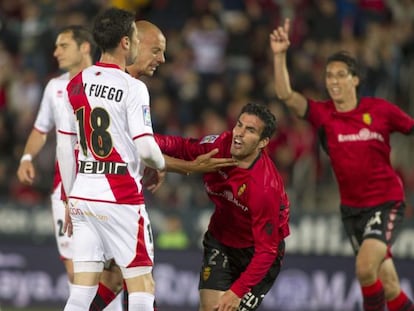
[
  {"x1": 340, "y1": 201, "x2": 405, "y2": 255},
  {"x1": 68, "y1": 199, "x2": 154, "y2": 269},
  {"x1": 199, "y1": 231, "x2": 285, "y2": 311},
  {"x1": 51, "y1": 185, "x2": 73, "y2": 260}
]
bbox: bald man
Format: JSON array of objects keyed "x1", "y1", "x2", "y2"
[{"x1": 127, "y1": 20, "x2": 166, "y2": 78}]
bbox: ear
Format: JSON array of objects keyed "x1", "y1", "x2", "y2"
[
  {"x1": 121, "y1": 36, "x2": 130, "y2": 50},
  {"x1": 258, "y1": 137, "x2": 270, "y2": 150},
  {"x1": 353, "y1": 75, "x2": 360, "y2": 87},
  {"x1": 80, "y1": 42, "x2": 90, "y2": 54}
]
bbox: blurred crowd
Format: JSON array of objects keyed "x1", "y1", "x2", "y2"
[{"x1": 1, "y1": 0, "x2": 414, "y2": 248}]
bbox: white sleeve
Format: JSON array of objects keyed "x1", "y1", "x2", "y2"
[
  {"x1": 34, "y1": 80, "x2": 54, "y2": 133},
  {"x1": 57, "y1": 91, "x2": 77, "y2": 135},
  {"x1": 127, "y1": 79, "x2": 154, "y2": 138},
  {"x1": 56, "y1": 131, "x2": 77, "y2": 197},
  {"x1": 134, "y1": 135, "x2": 165, "y2": 170}
]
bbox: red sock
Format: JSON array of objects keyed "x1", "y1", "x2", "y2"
[
  {"x1": 361, "y1": 279, "x2": 385, "y2": 311},
  {"x1": 387, "y1": 290, "x2": 414, "y2": 311},
  {"x1": 89, "y1": 282, "x2": 116, "y2": 311}
]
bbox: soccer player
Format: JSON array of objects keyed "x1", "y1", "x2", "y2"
[
  {"x1": 154, "y1": 102, "x2": 290, "y2": 311},
  {"x1": 16, "y1": 25, "x2": 124, "y2": 311},
  {"x1": 271, "y1": 18, "x2": 414, "y2": 311},
  {"x1": 127, "y1": 19, "x2": 237, "y2": 192},
  {"x1": 56, "y1": 8, "x2": 165, "y2": 311},
  {"x1": 127, "y1": 20, "x2": 166, "y2": 78}
]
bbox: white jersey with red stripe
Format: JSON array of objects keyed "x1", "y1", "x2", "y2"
[
  {"x1": 34, "y1": 72, "x2": 70, "y2": 193},
  {"x1": 64, "y1": 62, "x2": 155, "y2": 204},
  {"x1": 33, "y1": 72, "x2": 73, "y2": 259}
]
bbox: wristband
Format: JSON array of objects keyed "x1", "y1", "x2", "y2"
[{"x1": 20, "y1": 154, "x2": 33, "y2": 163}]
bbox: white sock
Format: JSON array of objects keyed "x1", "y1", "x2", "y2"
[
  {"x1": 103, "y1": 290, "x2": 124, "y2": 311},
  {"x1": 64, "y1": 284, "x2": 98, "y2": 311},
  {"x1": 129, "y1": 292, "x2": 154, "y2": 311}
]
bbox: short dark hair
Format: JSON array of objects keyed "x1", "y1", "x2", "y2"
[
  {"x1": 239, "y1": 103, "x2": 277, "y2": 140},
  {"x1": 59, "y1": 25, "x2": 96, "y2": 57},
  {"x1": 92, "y1": 7, "x2": 135, "y2": 53},
  {"x1": 327, "y1": 51, "x2": 359, "y2": 77}
]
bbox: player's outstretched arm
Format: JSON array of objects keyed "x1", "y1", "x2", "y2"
[
  {"x1": 165, "y1": 149, "x2": 237, "y2": 175},
  {"x1": 270, "y1": 18, "x2": 307, "y2": 118}
]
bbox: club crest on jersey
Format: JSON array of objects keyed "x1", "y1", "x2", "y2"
[
  {"x1": 142, "y1": 105, "x2": 152, "y2": 126},
  {"x1": 362, "y1": 113, "x2": 372, "y2": 125},
  {"x1": 238, "y1": 184, "x2": 246, "y2": 196},
  {"x1": 200, "y1": 135, "x2": 219, "y2": 144},
  {"x1": 202, "y1": 267, "x2": 211, "y2": 281}
]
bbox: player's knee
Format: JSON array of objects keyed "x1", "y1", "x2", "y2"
[
  {"x1": 100, "y1": 261, "x2": 124, "y2": 293},
  {"x1": 355, "y1": 261, "x2": 377, "y2": 283},
  {"x1": 124, "y1": 270, "x2": 155, "y2": 294}
]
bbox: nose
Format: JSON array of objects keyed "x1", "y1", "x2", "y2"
[
  {"x1": 53, "y1": 48, "x2": 60, "y2": 58},
  {"x1": 158, "y1": 53, "x2": 165, "y2": 64},
  {"x1": 234, "y1": 127, "x2": 244, "y2": 136}
]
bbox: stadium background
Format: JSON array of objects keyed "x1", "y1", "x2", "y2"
[{"x1": 0, "y1": 0, "x2": 414, "y2": 310}]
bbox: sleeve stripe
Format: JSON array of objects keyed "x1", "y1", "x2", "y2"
[
  {"x1": 132, "y1": 133, "x2": 153, "y2": 140},
  {"x1": 57, "y1": 129, "x2": 77, "y2": 135}
]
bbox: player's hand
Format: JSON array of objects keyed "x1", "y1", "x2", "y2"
[
  {"x1": 63, "y1": 201, "x2": 73, "y2": 237},
  {"x1": 214, "y1": 289, "x2": 241, "y2": 311},
  {"x1": 191, "y1": 149, "x2": 237, "y2": 173},
  {"x1": 17, "y1": 160, "x2": 36, "y2": 185},
  {"x1": 142, "y1": 167, "x2": 166, "y2": 193},
  {"x1": 270, "y1": 18, "x2": 291, "y2": 54}
]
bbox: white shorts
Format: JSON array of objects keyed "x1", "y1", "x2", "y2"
[
  {"x1": 68, "y1": 199, "x2": 154, "y2": 270},
  {"x1": 51, "y1": 185, "x2": 73, "y2": 260}
]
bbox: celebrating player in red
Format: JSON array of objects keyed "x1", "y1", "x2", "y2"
[{"x1": 271, "y1": 18, "x2": 414, "y2": 311}]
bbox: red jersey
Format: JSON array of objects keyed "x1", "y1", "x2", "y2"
[
  {"x1": 155, "y1": 131, "x2": 290, "y2": 296},
  {"x1": 306, "y1": 97, "x2": 414, "y2": 208}
]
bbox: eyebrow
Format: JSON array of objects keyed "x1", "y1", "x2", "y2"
[{"x1": 238, "y1": 120, "x2": 259, "y2": 132}]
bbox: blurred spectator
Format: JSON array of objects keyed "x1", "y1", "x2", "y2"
[
  {"x1": 306, "y1": 0, "x2": 342, "y2": 43},
  {"x1": 156, "y1": 214, "x2": 190, "y2": 250}
]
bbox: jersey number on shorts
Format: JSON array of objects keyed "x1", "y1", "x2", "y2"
[
  {"x1": 76, "y1": 107, "x2": 113, "y2": 158},
  {"x1": 57, "y1": 219, "x2": 65, "y2": 237}
]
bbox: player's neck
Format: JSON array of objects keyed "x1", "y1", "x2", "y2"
[
  {"x1": 333, "y1": 94, "x2": 358, "y2": 112},
  {"x1": 236, "y1": 151, "x2": 261, "y2": 169},
  {"x1": 99, "y1": 53, "x2": 126, "y2": 71}
]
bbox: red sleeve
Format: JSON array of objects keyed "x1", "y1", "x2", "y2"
[
  {"x1": 154, "y1": 133, "x2": 220, "y2": 160},
  {"x1": 383, "y1": 99, "x2": 414, "y2": 134},
  {"x1": 230, "y1": 186, "x2": 281, "y2": 297},
  {"x1": 306, "y1": 99, "x2": 333, "y2": 130}
]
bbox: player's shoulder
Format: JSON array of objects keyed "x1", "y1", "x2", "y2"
[
  {"x1": 251, "y1": 152, "x2": 282, "y2": 185},
  {"x1": 125, "y1": 72, "x2": 147, "y2": 88},
  {"x1": 199, "y1": 131, "x2": 231, "y2": 146},
  {"x1": 103, "y1": 66, "x2": 148, "y2": 90},
  {"x1": 359, "y1": 97, "x2": 399, "y2": 115},
  {"x1": 360, "y1": 96, "x2": 392, "y2": 107},
  {"x1": 43, "y1": 72, "x2": 70, "y2": 97},
  {"x1": 309, "y1": 98, "x2": 335, "y2": 109},
  {"x1": 46, "y1": 72, "x2": 70, "y2": 85}
]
